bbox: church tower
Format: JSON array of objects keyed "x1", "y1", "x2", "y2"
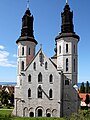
[
  {"x1": 16, "y1": 7, "x2": 37, "y2": 77},
  {"x1": 55, "y1": 2, "x2": 79, "y2": 85}
]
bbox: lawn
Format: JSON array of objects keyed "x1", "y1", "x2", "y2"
[
  {"x1": 0, "y1": 110, "x2": 65, "y2": 120},
  {"x1": 0, "y1": 109, "x2": 12, "y2": 116},
  {"x1": 0, "y1": 109, "x2": 90, "y2": 120},
  {"x1": 12, "y1": 118, "x2": 65, "y2": 120}
]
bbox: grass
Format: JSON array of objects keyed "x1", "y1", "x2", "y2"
[
  {"x1": 0, "y1": 110, "x2": 65, "y2": 120},
  {"x1": 0, "y1": 109, "x2": 12, "y2": 116},
  {"x1": 11, "y1": 117, "x2": 65, "y2": 120},
  {"x1": 0, "y1": 109, "x2": 90, "y2": 120}
]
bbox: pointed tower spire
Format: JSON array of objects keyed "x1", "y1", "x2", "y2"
[
  {"x1": 66, "y1": 0, "x2": 68, "y2": 4},
  {"x1": 16, "y1": 1, "x2": 37, "y2": 45},
  {"x1": 55, "y1": 1, "x2": 79, "y2": 40},
  {"x1": 27, "y1": 0, "x2": 29, "y2": 10}
]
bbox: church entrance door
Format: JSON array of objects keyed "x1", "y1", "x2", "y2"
[{"x1": 38, "y1": 109, "x2": 42, "y2": 117}]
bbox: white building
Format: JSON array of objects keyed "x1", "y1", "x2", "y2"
[{"x1": 13, "y1": 1, "x2": 80, "y2": 117}]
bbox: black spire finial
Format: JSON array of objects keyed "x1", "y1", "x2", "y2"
[
  {"x1": 66, "y1": 0, "x2": 68, "y2": 4},
  {"x1": 27, "y1": 0, "x2": 29, "y2": 10}
]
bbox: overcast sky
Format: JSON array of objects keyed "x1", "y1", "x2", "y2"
[{"x1": 0, "y1": 0, "x2": 90, "y2": 83}]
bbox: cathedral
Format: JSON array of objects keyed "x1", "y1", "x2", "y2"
[{"x1": 13, "y1": 1, "x2": 80, "y2": 117}]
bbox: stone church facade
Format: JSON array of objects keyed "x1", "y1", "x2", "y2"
[{"x1": 13, "y1": 2, "x2": 80, "y2": 117}]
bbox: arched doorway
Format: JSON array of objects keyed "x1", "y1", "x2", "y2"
[
  {"x1": 47, "y1": 113, "x2": 51, "y2": 117},
  {"x1": 29, "y1": 112, "x2": 34, "y2": 117},
  {"x1": 23, "y1": 107, "x2": 28, "y2": 117},
  {"x1": 38, "y1": 109, "x2": 42, "y2": 117},
  {"x1": 46, "y1": 109, "x2": 51, "y2": 117},
  {"x1": 52, "y1": 109, "x2": 57, "y2": 117}
]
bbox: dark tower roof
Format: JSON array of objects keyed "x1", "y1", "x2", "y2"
[
  {"x1": 16, "y1": 8, "x2": 37, "y2": 44},
  {"x1": 55, "y1": 2, "x2": 79, "y2": 40},
  {"x1": 61, "y1": 3, "x2": 74, "y2": 33}
]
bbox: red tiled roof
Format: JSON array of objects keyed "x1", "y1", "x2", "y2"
[{"x1": 79, "y1": 93, "x2": 90, "y2": 102}]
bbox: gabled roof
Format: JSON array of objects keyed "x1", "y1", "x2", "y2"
[
  {"x1": 0, "y1": 86, "x2": 14, "y2": 94},
  {"x1": 25, "y1": 48, "x2": 57, "y2": 71},
  {"x1": 79, "y1": 93, "x2": 90, "y2": 102},
  {"x1": 25, "y1": 48, "x2": 41, "y2": 71},
  {"x1": 49, "y1": 58, "x2": 57, "y2": 68}
]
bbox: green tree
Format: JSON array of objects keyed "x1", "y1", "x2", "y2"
[
  {"x1": 80, "y1": 82, "x2": 85, "y2": 93},
  {"x1": 9, "y1": 93, "x2": 14, "y2": 106},
  {"x1": 89, "y1": 86, "x2": 90, "y2": 93},
  {"x1": 0, "y1": 90, "x2": 9, "y2": 106},
  {"x1": 85, "y1": 81, "x2": 89, "y2": 93},
  {"x1": 85, "y1": 94, "x2": 90, "y2": 108}
]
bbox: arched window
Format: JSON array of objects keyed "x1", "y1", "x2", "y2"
[
  {"x1": 33, "y1": 62, "x2": 36, "y2": 70},
  {"x1": 49, "y1": 89, "x2": 53, "y2": 99},
  {"x1": 38, "y1": 86, "x2": 42, "y2": 98},
  {"x1": 28, "y1": 74, "x2": 31, "y2": 83},
  {"x1": 20, "y1": 79, "x2": 22, "y2": 85},
  {"x1": 66, "y1": 44, "x2": 68, "y2": 53},
  {"x1": 59, "y1": 45, "x2": 61, "y2": 54},
  {"x1": 21, "y1": 61, "x2": 24, "y2": 71},
  {"x1": 39, "y1": 52, "x2": 44, "y2": 66},
  {"x1": 28, "y1": 88, "x2": 31, "y2": 98},
  {"x1": 45, "y1": 62, "x2": 47, "y2": 70},
  {"x1": 38, "y1": 72, "x2": 42, "y2": 83},
  {"x1": 49, "y1": 74, "x2": 53, "y2": 83},
  {"x1": 74, "y1": 59, "x2": 75, "y2": 72},
  {"x1": 22, "y1": 47, "x2": 24, "y2": 55},
  {"x1": 74, "y1": 45, "x2": 75, "y2": 54},
  {"x1": 29, "y1": 47, "x2": 30, "y2": 55},
  {"x1": 29, "y1": 112, "x2": 34, "y2": 117},
  {"x1": 66, "y1": 58, "x2": 68, "y2": 72}
]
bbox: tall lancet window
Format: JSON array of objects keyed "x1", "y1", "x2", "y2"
[
  {"x1": 28, "y1": 74, "x2": 31, "y2": 83},
  {"x1": 28, "y1": 88, "x2": 31, "y2": 98},
  {"x1": 49, "y1": 74, "x2": 53, "y2": 83},
  {"x1": 22, "y1": 47, "x2": 24, "y2": 55},
  {"x1": 21, "y1": 61, "x2": 24, "y2": 71},
  {"x1": 66, "y1": 58, "x2": 68, "y2": 72},
  {"x1": 38, "y1": 72, "x2": 42, "y2": 83},
  {"x1": 33, "y1": 62, "x2": 36, "y2": 70},
  {"x1": 45, "y1": 62, "x2": 47, "y2": 70},
  {"x1": 39, "y1": 52, "x2": 44, "y2": 66},
  {"x1": 38, "y1": 85, "x2": 42, "y2": 98},
  {"x1": 29, "y1": 47, "x2": 30, "y2": 55},
  {"x1": 49, "y1": 89, "x2": 53, "y2": 99},
  {"x1": 66, "y1": 44, "x2": 68, "y2": 53},
  {"x1": 74, "y1": 45, "x2": 75, "y2": 54},
  {"x1": 74, "y1": 59, "x2": 75, "y2": 72},
  {"x1": 59, "y1": 45, "x2": 61, "y2": 54}
]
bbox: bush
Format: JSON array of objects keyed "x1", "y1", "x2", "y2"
[{"x1": 69, "y1": 113, "x2": 84, "y2": 120}]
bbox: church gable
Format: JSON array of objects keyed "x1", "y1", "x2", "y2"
[
  {"x1": 24, "y1": 49, "x2": 61, "y2": 100},
  {"x1": 26, "y1": 48, "x2": 57, "y2": 73}
]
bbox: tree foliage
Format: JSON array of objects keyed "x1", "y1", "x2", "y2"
[
  {"x1": 85, "y1": 94, "x2": 90, "y2": 106},
  {"x1": 79, "y1": 81, "x2": 90, "y2": 93},
  {"x1": 0, "y1": 90, "x2": 9, "y2": 105},
  {"x1": 85, "y1": 81, "x2": 90, "y2": 93},
  {"x1": 0, "y1": 90, "x2": 14, "y2": 107},
  {"x1": 80, "y1": 82, "x2": 85, "y2": 93}
]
